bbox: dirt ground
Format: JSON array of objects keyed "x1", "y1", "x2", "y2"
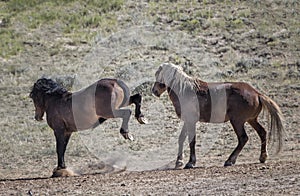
[
  {"x1": 0, "y1": 0, "x2": 299, "y2": 195},
  {"x1": 1, "y1": 161, "x2": 299, "y2": 195}
]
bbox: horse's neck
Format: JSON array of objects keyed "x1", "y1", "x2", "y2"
[
  {"x1": 44, "y1": 93, "x2": 71, "y2": 111},
  {"x1": 167, "y1": 87, "x2": 177, "y2": 97},
  {"x1": 167, "y1": 87, "x2": 181, "y2": 117}
]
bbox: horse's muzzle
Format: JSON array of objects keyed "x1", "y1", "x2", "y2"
[
  {"x1": 152, "y1": 88, "x2": 160, "y2": 97},
  {"x1": 35, "y1": 115, "x2": 43, "y2": 121}
]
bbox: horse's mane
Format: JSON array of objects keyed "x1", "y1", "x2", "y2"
[
  {"x1": 31, "y1": 78, "x2": 70, "y2": 97},
  {"x1": 157, "y1": 63, "x2": 206, "y2": 95}
]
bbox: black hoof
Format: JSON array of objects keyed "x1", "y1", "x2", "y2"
[
  {"x1": 120, "y1": 128, "x2": 134, "y2": 141},
  {"x1": 137, "y1": 115, "x2": 148, "y2": 124},
  {"x1": 259, "y1": 154, "x2": 268, "y2": 163},
  {"x1": 224, "y1": 161, "x2": 234, "y2": 167},
  {"x1": 184, "y1": 163, "x2": 195, "y2": 169}
]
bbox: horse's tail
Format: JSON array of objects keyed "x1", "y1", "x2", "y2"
[{"x1": 259, "y1": 94, "x2": 285, "y2": 154}]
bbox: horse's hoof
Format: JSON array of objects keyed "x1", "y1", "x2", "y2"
[
  {"x1": 175, "y1": 160, "x2": 184, "y2": 169},
  {"x1": 184, "y1": 163, "x2": 195, "y2": 169},
  {"x1": 259, "y1": 156, "x2": 267, "y2": 163},
  {"x1": 224, "y1": 161, "x2": 234, "y2": 167},
  {"x1": 51, "y1": 168, "x2": 78, "y2": 178},
  {"x1": 137, "y1": 116, "x2": 148, "y2": 124},
  {"x1": 120, "y1": 130, "x2": 134, "y2": 141},
  {"x1": 121, "y1": 132, "x2": 134, "y2": 141},
  {"x1": 127, "y1": 134, "x2": 134, "y2": 141},
  {"x1": 259, "y1": 153, "x2": 268, "y2": 163}
]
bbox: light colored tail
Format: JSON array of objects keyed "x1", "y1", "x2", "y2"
[{"x1": 259, "y1": 94, "x2": 285, "y2": 154}]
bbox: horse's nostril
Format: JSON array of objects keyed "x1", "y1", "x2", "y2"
[{"x1": 35, "y1": 115, "x2": 43, "y2": 121}]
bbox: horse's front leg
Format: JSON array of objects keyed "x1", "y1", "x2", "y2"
[
  {"x1": 184, "y1": 122, "x2": 196, "y2": 169},
  {"x1": 175, "y1": 123, "x2": 188, "y2": 169},
  {"x1": 114, "y1": 109, "x2": 134, "y2": 140},
  {"x1": 129, "y1": 93, "x2": 147, "y2": 124},
  {"x1": 52, "y1": 130, "x2": 77, "y2": 177},
  {"x1": 53, "y1": 129, "x2": 71, "y2": 170}
]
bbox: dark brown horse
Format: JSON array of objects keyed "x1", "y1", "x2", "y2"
[
  {"x1": 152, "y1": 63, "x2": 284, "y2": 169},
  {"x1": 30, "y1": 78, "x2": 146, "y2": 177}
]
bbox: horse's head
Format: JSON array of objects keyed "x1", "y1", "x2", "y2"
[
  {"x1": 30, "y1": 78, "x2": 68, "y2": 121},
  {"x1": 30, "y1": 80, "x2": 46, "y2": 121},
  {"x1": 152, "y1": 82, "x2": 167, "y2": 97},
  {"x1": 152, "y1": 63, "x2": 193, "y2": 97},
  {"x1": 152, "y1": 65, "x2": 167, "y2": 97},
  {"x1": 152, "y1": 63, "x2": 184, "y2": 97}
]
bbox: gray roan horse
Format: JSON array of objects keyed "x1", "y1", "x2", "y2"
[
  {"x1": 152, "y1": 63, "x2": 284, "y2": 169},
  {"x1": 30, "y1": 78, "x2": 146, "y2": 177}
]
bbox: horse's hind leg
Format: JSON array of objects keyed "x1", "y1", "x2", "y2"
[
  {"x1": 129, "y1": 93, "x2": 146, "y2": 124},
  {"x1": 225, "y1": 120, "x2": 248, "y2": 166},
  {"x1": 248, "y1": 118, "x2": 268, "y2": 163},
  {"x1": 113, "y1": 109, "x2": 133, "y2": 140},
  {"x1": 92, "y1": 118, "x2": 107, "y2": 129}
]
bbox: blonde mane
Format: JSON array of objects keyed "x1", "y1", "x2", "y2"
[{"x1": 156, "y1": 63, "x2": 195, "y2": 96}]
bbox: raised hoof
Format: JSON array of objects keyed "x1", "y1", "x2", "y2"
[
  {"x1": 184, "y1": 163, "x2": 195, "y2": 169},
  {"x1": 121, "y1": 133, "x2": 134, "y2": 141},
  {"x1": 52, "y1": 168, "x2": 78, "y2": 178},
  {"x1": 120, "y1": 129, "x2": 134, "y2": 141},
  {"x1": 127, "y1": 134, "x2": 134, "y2": 141},
  {"x1": 137, "y1": 116, "x2": 148, "y2": 124},
  {"x1": 224, "y1": 161, "x2": 234, "y2": 167},
  {"x1": 175, "y1": 160, "x2": 184, "y2": 169}
]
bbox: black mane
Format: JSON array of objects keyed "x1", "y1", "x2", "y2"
[{"x1": 30, "y1": 78, "x2": 70, "y2": 97}]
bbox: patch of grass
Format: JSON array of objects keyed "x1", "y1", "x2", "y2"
[
  {"x1": 194, "y1": 9, "x2": 213, "y2": 19},
  {"x1": 229, "y1": 18, "x2": 245, "y2": 29},
  {"x1": 180, "y1": 19, "x2": 201, "y2": 33},
  {"x1": 0, "y1": 29, "x2": 23, "y2": 58},
  {"x1": 0, "y1": 0, "x2": 124, "y2": 58}
]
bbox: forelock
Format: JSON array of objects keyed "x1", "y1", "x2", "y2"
[{"x1": 31, "y1": 78, "x2": 67, "y2": 96}]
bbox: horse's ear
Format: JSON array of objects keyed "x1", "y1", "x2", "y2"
[{"x1": 41, "y1": 74, "x2": 50, "y2": 79}]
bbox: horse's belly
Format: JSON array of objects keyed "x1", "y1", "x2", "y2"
[{"x1": 199, "y1": 113, "x2": 229, "y2": 123}]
